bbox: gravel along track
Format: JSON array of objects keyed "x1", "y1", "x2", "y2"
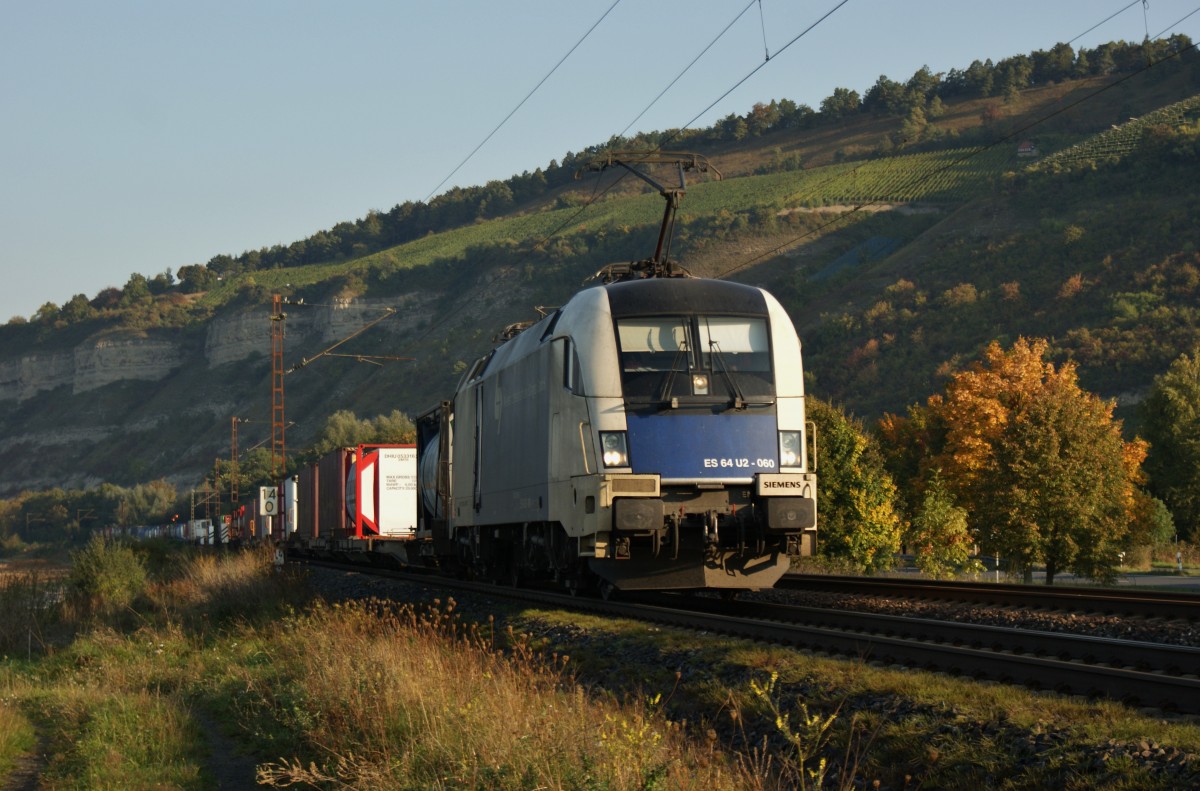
[{"x1": 749, "y1": 586, "x2": 1200, "y2": 647}]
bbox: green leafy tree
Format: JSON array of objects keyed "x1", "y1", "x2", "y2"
[
  {"x1": 819, "y1": 87, "x2": 860, "y2": 121},
  {"x1": 370, "y1": 410, "x2": 416, "y2": 444},
  {"x1": 906, "y1": 473, "x2": 976, "y2": 579},
  {"x1": 747, "y1": 101, "x2": 781, "y2": 135},
  {"x1": 309, "y1": 409, "x2": 416, "y2": 459},
  {"x1": 114, "y1": 480, "x2": 178, "y2": 527},
  {"x1": 118, "y1": 273, "x2": 152, "y2": 308},
  {"x1": 887, "y1": 338, "x2": 1146, "y2": 584},
  {"x1": 176, "y1": 264, "x2": 217, "y2": 293},
  {"x1": 808, "y1": 398, "x2": 901, "y2": 572},
  {"x1": 1130, "y1": 492, "x2": 1177, "y2": 547},
  {"x1": 237, "y1": 448, "x2": 276, "y2": 493},
  {"x1": 32, "y1": 301, "x2": 59, "y2": 324},
  {"x1": 148, "y1": 268, "x2": 175, "y2": 294},
  {"x1": 905, "y1": 65, "x2": 940, "y2": 103},
  {"x1": 863, "y1": 75, "x2": 906, "y2": 115},
  {"x1": 1142, "y1": 350, "x2": 1200, "y2": 541},
  {"x1": 59, "y1": 293, "x2": 95, "y2": 324},
  {"x1": 68, "y1": 536, "x2": 147, "y2": 616}
]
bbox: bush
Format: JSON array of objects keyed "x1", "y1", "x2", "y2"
[
  {"x1": 67, "y1": 536, "x2": 147, "y2": 617},
  {"x1": 0, "y1": 534, "x2": 27, "y2": 558}
]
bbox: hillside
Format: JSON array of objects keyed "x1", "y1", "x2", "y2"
[{"x1": 1, "y1": 51, "x2": 1198, "y2": 497}]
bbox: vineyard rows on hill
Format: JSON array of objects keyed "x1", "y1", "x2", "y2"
[{"x1": 1036, "y1": 93, "x2": 1200, "y2": 169}]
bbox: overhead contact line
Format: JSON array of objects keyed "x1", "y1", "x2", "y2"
[{"x1": 422, "y1": 0, "x2": 623, "y2": 203}]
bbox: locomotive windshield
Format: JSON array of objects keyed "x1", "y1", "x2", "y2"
[
  {"x1": 617, "y1": 318, "x2": 694, "y2": 371},
  {"x1": 616, "y1": 315, "x2": 773, "y2": 404}
]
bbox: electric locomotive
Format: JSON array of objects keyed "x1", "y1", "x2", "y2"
[
  {"x1": 416, "y1": 153, "x2": 816, "y2": 593},
  {"x1": 416, "y1": 265, "x2": 816, "y2": 592}
]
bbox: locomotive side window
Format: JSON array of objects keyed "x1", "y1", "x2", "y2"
[{"x1": 557, "y1": 338, "x2": 586, "y2": 395}]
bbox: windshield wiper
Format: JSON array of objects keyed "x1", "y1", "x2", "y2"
[
  {"x1": 656, "y1": 341, "x2": 690, "y2": 408},
  {"x1": 709, "y1": 341, "x2": 747, "y2": 410}
]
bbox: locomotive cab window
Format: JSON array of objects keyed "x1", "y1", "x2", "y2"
[
  {"x1": 699, "y1": 317, "x2": 770, "y2": 372},
  {"x1": 615, "y1": 315, "x2": 773, "y2": 403},
  {"x1": 616, "y1": 318, "x2": 693, "y2": 372}
]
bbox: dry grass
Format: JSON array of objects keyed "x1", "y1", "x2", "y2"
[
  {"x1": 248, "y1": 598, "x2": 755, "y2": 790},
  {"x1": 155, "y1": 543, "x2": 301, "y2": 623}
]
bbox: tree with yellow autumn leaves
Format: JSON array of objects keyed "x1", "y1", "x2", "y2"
[{"x1": 879, "y1": 338, "x2": 1146, "y2": 584}]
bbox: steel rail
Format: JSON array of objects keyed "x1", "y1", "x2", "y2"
[{"x1": 780, "y1": 574, "x2": 1200, "y2": 621}]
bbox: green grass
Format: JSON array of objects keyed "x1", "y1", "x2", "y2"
[
  {"x1": 0, "y1": 673, "x2": 36, "y2": 782},
  {"x1": 34, "y1": 686, "x2": 208, "y2": 791}
]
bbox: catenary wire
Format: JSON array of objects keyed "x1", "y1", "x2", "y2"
[
  {"x1": 1154, "y1": 5, "x2": 1200, "y2": 37},
  {"x1": 519, "y1": 0, "x2": 854, "y2": 269},
  {"x1": 401, "y1": 1, "x2": 1195, "y2": 357},
  {"x1": 758, "y1": 0, "x2": 771, "y2": 61},
  {"x1": 257, "y1": 7, "x2": 1199, "y2": 450},
  {"x1": 392, "y1": 0, "x2": 850, "y2": 356},
  {"x1": 421, "y1": 0, "x2": 623, "y2": 203},
  {"x1": 616, "y1": 0, "x2": 758, "y2": 141},
  {"x1": 1068, "y1": 1, "x2": 1142, "y2": 45}
]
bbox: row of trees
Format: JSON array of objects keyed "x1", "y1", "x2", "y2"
[
  {"x1": 0, "y1": 481, "x2": 180, "y2": 546},
  {"x1": 816, "y1": 338, "x2": 1193, "y2": 583},
  {"x1": 203, "y1": 409, "x2": 417, "y2": 500}
]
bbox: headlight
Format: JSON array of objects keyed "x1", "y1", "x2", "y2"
[
  {"x1": 600, "y1": 431, "x2": 629, "y2": 468},
  {"x1": 779, "y1": 431, "x2": 802, "y2": 468},
  {"x1": 691, "y1": 373, "x2": 709, "y2": 395}
]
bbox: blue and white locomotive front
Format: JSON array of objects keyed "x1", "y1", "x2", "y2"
[{"x1": 567, "y1": 277, "x2": 817, "y2": 589}]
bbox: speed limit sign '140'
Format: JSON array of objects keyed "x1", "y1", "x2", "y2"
[{"x1": 259, "y1": 486, "x2": 278, "y2": 516}]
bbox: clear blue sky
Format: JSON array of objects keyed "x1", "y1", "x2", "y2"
[{"x1": 2, "y1": 1, "x2": 1197, "y2": 322}]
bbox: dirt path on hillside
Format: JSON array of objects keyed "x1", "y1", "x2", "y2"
[
  {"x1": 1, "y1": 735, "x2": 47, "y2": 791},
  {"x1": 194, "y1": 707, "x2": 264, "y2": 790}
]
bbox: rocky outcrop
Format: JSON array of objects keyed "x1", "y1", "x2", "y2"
[
  {"x1": 0, "y1": 293, "x2": 438, "y2": 403},
  {"x1": 73, "y1": 335, "x2": 183, "y2": 393},
  {"x1": 0, "y1": 332, "x2": 187, "y2": 402},
  {"x1": 203, "y1": 310, "x2": 278, "y2": 367},
  {"x1": 202, "y1": 295, "x2": 433, "y2": 367},
  {"x1": 0, "y1": 351, "x2": 75, "y2": 402}
]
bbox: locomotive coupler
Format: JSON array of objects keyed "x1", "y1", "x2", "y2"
[{"x1": 704, "y1": 510, "x2": 720, "y2": 546}]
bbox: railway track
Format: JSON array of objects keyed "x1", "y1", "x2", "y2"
[
  {"x1": 779, "y1": 574, "x2": 1200, "y2": 620},
  {"x1": 294, "y1": 557, "x2": 1200, "y2": 714}
]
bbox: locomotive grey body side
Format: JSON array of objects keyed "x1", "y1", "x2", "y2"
[{"x1": 417, "y1": 277, "x2": 816, "y2": 592}]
